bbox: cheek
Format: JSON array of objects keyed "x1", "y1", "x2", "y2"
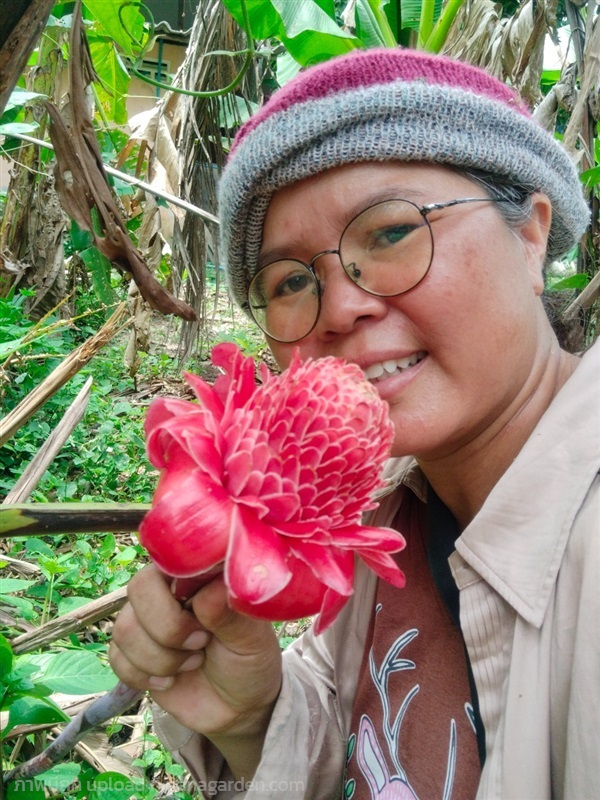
[{"x1": 268, "y1": 340, "x2": 299, "y2": 370}]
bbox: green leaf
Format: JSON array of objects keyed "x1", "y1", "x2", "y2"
[
  {"x1": 3, "y1": 88, "x2": 47, "y2": 113},
  {"x1": 84, "y1": 0, "x2": 145, "y2": 56},
  {"x1": 222, "y1": 0, "x2": 284, "y2": 40},
  {"x1": 6, "y1": 779, "x2": 46, "y2": 799},
  {"x1": 0, "y1": 578, "x2": 37, "y2": 594},
  {"x1": 87, "y1": 771, "x2": 144, "y2": 800},
  {"x1": 0, "y1": 594, "x2": 37, "y2": 621},
  {"x1": 89, "y1": 39, "x2": 130, "y2": 125},
  {"x1": 80, "y1": 246, "x2": 117, "y2": 308},
  {"x1": 34, "y1": 650, "x2": 118, "y2": 694},
  {"x1": 70, "y1": 220, "x2": 94, "y2": 252},
  {"x1": 354, "y1": 0, "x2": 397, "y2": 48},
  {"x1": 34, "y1": 762, "x2": 81, "y2": 793},
  {"x1": 547, "y1": 273, "x2": 589, "y2": 292},
  {"x1": 276, "y1": 51, "x2": 302, "y2": 86},
  {"x1": 400, "y1": 0, "x2": 443, "y2": 33},
  {"x1": 271, "y1": 0, "x2": 352, "y2": 39},
  {"x1": 0, "y1": 122, "x2": 39, "y2": 135},
  {"x1": 223, "y1": 0, "x2": 358, "y2": 66},
  {"x1": 25, "y1": 537, "x2": 56, "y2": 558},
  {"x1": 98, "y1": 532, "x2": 117, "y2": 558},
  {"x1": 0, "y1": 632, "x2": 13, "y2": 679},
  {"x1": 57, "y1": 595, "x2": 94, "y2": 616},
  {"x1": 581, "y1": 165, "x2": 600, "y2": 187},
  {"x1": 113, "y1": 545, "x2": 138, "y2": 565},
  {"x1": 4, "y1": 695, "x2": 70, "y2": 733}
]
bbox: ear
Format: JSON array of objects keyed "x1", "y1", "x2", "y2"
[{"x1": 518, "y1": 192, "x2": 553, "y2": 296}]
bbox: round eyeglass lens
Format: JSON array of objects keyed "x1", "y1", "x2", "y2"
[
  {"x1": 339, "y1": 199, "x2": 433, "y2": 296},
  {"x1": 247, "y1": 259, "x2": 320, "y2": 342}
]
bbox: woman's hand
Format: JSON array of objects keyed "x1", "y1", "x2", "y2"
[{"x1": 110, "y1": 563, "x2": 282, "y2": 779}]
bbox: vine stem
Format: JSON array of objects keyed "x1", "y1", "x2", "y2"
[{"x1": 122, "y1": 0, "x2": 256, "y2": 98}]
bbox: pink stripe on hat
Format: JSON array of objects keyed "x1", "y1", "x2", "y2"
[{"x1": 231, "y1": 48, "x2": 531, "y2": 154}]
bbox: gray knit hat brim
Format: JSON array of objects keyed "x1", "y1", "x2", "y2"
[{"x1": 219, "y1": 81, "x2": 590, "y2": 310}]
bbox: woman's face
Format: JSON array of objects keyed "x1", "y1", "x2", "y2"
[{"x1": 260, "y1": 162, "x2": 551, "y2": 459}]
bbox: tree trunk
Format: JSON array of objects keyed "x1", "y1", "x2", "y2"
[{"x1": 0, "y1": 0, "x2": 55, "y2": 115}]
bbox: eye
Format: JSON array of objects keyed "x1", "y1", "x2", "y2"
[
  {"x1": 370, "y1": 223, "x2": 418, "y2": 248},
  {"x1": 273, "y1": 270, "x2": 312, "y2": 298}
]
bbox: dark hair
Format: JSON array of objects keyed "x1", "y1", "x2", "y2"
[{"x1": 462, "y1": 168, "x2": 582, "y2": 352}]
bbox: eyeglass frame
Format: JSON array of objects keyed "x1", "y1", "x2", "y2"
[{"x1": 244, "y1": 195, "x2": 504, "y2": 343}]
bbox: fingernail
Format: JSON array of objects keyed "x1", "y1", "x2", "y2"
[
  {"x1": 182, "y1": 630, "x2": 208, "y2": 650},
  {"x1": 149, "y1": 675, "x2": 175, "y2": 691},
  {"x1": 179, "y1": 653, "x2": 204, "y2": 673}
]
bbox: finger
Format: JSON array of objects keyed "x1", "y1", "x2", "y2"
[
  {"x1": 126, "y1": 563, "x2": 207, "y2": 650},
  {"x1": 112, "y1": 599, "x2": 210, "y2": 676}
]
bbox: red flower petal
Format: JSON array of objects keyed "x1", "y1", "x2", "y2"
[
  {"x1": 183, "y1": 371, "x2": 224, "y2": 427},
  {"x1": 358, "y1": 550, "x2": 406, "y2": 589},
  {"x1": 229, "y1": 557, "x2": 328, "y2": 622},
  {"x1": 139, "y1": 470, "x2": 233, "y2": 578},
  {"x1": 289, "y1": 541, "x2": 354, "y2": 596},
  {"x1": 314, "y1": 586, "x2": 352, "y2": 635},
  {"x1": 225, "y1": 505, "x2": 293, "y2": 604}
]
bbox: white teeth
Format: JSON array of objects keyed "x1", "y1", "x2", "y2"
[
  {"x1": 364, "y1": 352, "x2": 425, "y2": 382},
  {"x1": 365, "y1": 363, "x2": 385, "y2": 379}
]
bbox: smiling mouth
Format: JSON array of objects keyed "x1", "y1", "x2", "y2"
[{"x1": 363, "y1": 351, "x2": 427, "y2": 382}]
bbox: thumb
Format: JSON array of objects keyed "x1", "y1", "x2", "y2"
[{"x1": 190, "y1": 576, "x2": 276, "y2": 654}]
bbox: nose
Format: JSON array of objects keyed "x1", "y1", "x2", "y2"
[{"x1": 313, "y1": 251, "x2": 388, "y2": 338}]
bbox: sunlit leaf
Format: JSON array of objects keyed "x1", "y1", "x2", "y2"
[
  {"x1": 88, "y1": 39, "x2": 130, "y2": 125},
  {"x1": 0, "y1": 578, "x2": 37, "y2": 594},
  {"x1": 581, "y1": 165, "x2": 600, "y2": 188},
  {"x1": 83, "y1": 0, "x2": 145, "y2": 56},
  {"x1": 547, "y1": 273, "x2": 589, "y2": 292},
  {"x1": 33, "y1": 650, "x2": 118, "y2": 694}
]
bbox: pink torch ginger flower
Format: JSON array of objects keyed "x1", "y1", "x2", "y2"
[{"x1": 139, "y1": 343, "x2": 405, "y2": 633}]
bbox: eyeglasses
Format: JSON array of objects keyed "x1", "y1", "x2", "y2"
[{"x1": 245, "y1": 196, "x2": 501, "y2": 343}]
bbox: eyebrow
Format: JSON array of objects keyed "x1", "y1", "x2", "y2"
[{"x1": 257, "y1": 185, "x2": 428, "y2": 268}]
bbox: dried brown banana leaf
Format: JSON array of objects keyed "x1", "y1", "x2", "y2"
[{"x1": 46, "y1": 0, "x2": 196, "y2": 321}]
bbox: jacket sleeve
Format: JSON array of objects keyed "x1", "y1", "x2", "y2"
[
  {"x1": 551, "y1": 472, "x2": 600, "y2": 800},
  {"x1": 153, "y1": 562, "x2": 379, "y2": 799}
]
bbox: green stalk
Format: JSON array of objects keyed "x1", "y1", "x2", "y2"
[
  {"x1": 417, "y1": 0, "x2": 436, "y2": 49},
  {"x1": 369, "y1": 0, "x2": 399, "y2": 48},
  {"x1": 424, "y1": 0, "x2": 465, "y2": 53},
  {"x1": 0, "y1": 503, "x2": 149, "y2": 537}
]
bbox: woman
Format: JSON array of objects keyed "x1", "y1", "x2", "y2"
[{"x1": 110, "y1": 49, "x2": 599, "y2": 799}]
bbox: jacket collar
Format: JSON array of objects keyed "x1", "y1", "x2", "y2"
[
  {"x1": 378, "y1": 342, "x2": 600, "y2": 627},
  {"x1": 454, "y1": 341, "x2": 600, "y2": 627}
]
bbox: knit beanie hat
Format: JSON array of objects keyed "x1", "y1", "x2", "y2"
[{"x1": 218, "y1": 48, "x2": 590, "y2": 310}]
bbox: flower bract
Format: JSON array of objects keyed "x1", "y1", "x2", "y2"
[{"x1": 139, "y1": 343, "x2": 405, "y2": 633}]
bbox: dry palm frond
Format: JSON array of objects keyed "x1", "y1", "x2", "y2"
[
  {"x1": 442, "y1": 0, "x2": 559, "y2": 107},
  {"x1": 170, "y1": 0, "x2": 261, "y2": 361}
]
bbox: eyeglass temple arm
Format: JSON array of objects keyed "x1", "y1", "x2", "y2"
[{"x1": 421, "y1": 197, "x2": 503, "y2": 214}]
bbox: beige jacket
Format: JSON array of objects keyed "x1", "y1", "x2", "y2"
[{"x1": 155, "y1": 341, "x2": 600, "y2": 800}]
